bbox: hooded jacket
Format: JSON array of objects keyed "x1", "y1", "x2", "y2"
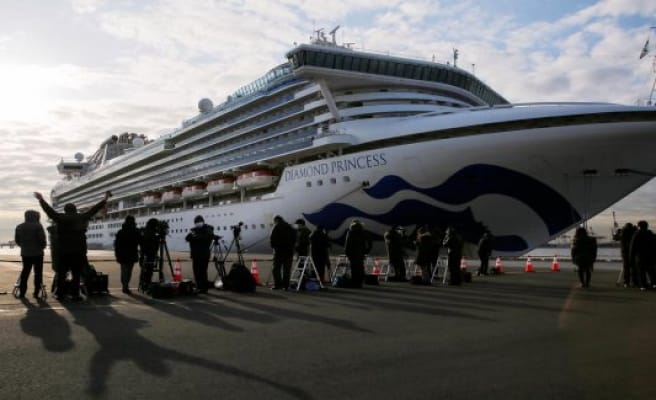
[{"x1": 15, "y1": 210, "x2": 47, "y2": 257}]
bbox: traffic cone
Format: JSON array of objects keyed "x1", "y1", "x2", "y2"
[
  {"x1": 250, "y1": 259, "x2": 261, "y2": 286},
  {"x1": 372, "y1": 258, "x2": 381, "y2": 276},
  {"x1": 551, "y1": 256, "x2": 561, "y2": 272},
  {"x1": 173, "y1": 258, "x2": 183, "y2": 282},
  {"x1": 460, "y1": 256, "x2": 468, "y2": 270},
  {"x1": 524, "y1": 256, "x2": 535, "y2": 273},
  {"x1": 495, "y1": 257, "x2": 504, "y2": 274}
]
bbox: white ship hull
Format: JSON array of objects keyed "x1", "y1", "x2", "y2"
[{"x1": 88, "y1": 111, "x2": 656, "y2": 256}]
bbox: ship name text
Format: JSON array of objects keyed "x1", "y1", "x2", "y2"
[{"x1": 284, "y1": 152, "x2": 387, "y2": 182}]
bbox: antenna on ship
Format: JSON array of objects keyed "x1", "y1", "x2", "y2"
[
  {"x1": 452, "y1": 48, "x2": 459, "y2": 68},
  {"x1": 639, "y1": 26, "x2": 656, "y2": 105},
  {"x1": 329, "y1": 25, "x2": 340, "y2": 45}
]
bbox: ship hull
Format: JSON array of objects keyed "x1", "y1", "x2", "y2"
[{"x1": 90, "y1": 117, "x2": 656, "y2": 256}]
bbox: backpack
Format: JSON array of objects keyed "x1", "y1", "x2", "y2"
[{"x1": 224, "y1": 263, "x2": 256, "y2": 293}]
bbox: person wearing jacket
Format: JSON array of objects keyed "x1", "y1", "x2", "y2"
[
  {"x1": 34, "y1": 191, "x2": 110, "y2": 300},
  {"x1": 310, "y1": 226, "x2": 331, "y2": 282},
  {"x1": 629, "y1": 220, "x2": 656, "y2": 291},
  {"x1": 270, "y1": 215, "x2": 296, "y2": 290},
  {"x1": 477, "y1": 232, "x2": 493, "y2": 276},
  {"x1": 344, "y1": 220, "x2": 372, "y2": 288},
  {"x1": 114, "y1": 215, "x2": 141, "y2": 294},
  {"x1": 14, "y1": 210, "x2": 47, "y2": 298},
  {"x1": 571, "y1": 227, "x2": 598, "y2": 288},
  {"x1": 415, "y1": 226, "x2": 434, "y2": 284},
  {"x1": 443, "y1": 226, "x2": 463, "y2": 286},
  {"x1": 185, "y1": 215, "x2": 218, "y2": 293},
  {"x1": 295, "y1": 219, "x2": 311, "y2": 258},
  {"x1": 139, "y1": 218, "x2": 160, "y2": 291},
  {"x1": 385, "y1": 225, "x2": 407, "y2": 282}
]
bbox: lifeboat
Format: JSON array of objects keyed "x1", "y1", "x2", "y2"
[
  {"x1": 161, "y1": 189, "x2": 182, "y2": 203},
  {"x1": 207, "y1": 177, "x2": 235, "y2": 194},
  {"x1": 143, "y1": 193, "x2": 161, "y2": 205},
  {"x1": 182, "y1": 183, "x2": 206, "y2": 199},
  {"x1": 236, "y1": 169, "x2": 278, "y2": 189}
]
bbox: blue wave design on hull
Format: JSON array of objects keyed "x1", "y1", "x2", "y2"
[
  {"x1": 303, "y1": 164, "x2": 580, "y2": 252},
  {"x1": 364, "y1": 164, "x2": 580, "y2": 235}
]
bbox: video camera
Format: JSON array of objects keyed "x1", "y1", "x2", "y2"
[
  {"x1": 155, "y1": 220, "x2": 170, "y2": 237},
  {"x1": 231, "y1": 221, "x2": 244, "y2": 239}
]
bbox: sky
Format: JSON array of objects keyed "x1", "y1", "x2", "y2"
[{"x1": 1, "y1": 0, "x2": 655, "y2": 243}]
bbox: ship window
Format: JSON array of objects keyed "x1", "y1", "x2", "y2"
[
  {"x1": 334, "y1": 54, "x2": 344, "y2": 69},
  {"x1": 330, "y1": 177, "x2": 337, "y2": 184},
  {"x1": 369, "y1": 59, "x2": 379, "y2": 73},
  {"x1": 317, "y1": 180, "x2": 323, "y2": 186},
  {"x1": 315, "y1": 51, "x2": 325, "y2": 66},
  {"x1": 343, "y1": 176, "x2": 351, "y2": 183},
  {"x1": 343, "y1": 55, "x2": 352, "y2": 70}
]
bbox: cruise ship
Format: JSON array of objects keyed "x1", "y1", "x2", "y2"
[{"x1": 51, "y1": 29, "x2": 656, "y2": 256}]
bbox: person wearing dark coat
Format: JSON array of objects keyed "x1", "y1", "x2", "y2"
[
  {"x1": 415, "y1": 226, "x2": 434, "y2": 284},
  {"x1": 629, "y1": 220, "x2": 656, "y2": 291},
  {"x1": 571, "y1": 227, "x2": 598, "y2": 288},
  {"x1": 185, "y1": 215, "x2": 218, "y2": 293},
  {"x1": 443, "y1": 226, "x2": 463, "y2": 285},
  {"x1": 344, "y1": 220, "x2": 372, "y2": 288},
  {"x1": 139, "y1": 218, "x2": 160, "y2": 291},
  {"x1": 14, "y1": 210, "x2": 47, "y2": 298},
  {"x1": 310, "y1": 226, "x2": 331, "y2": 282},
  {"x1": 385, "y1": 225, "x2": 407, "y2": 281},
  {"x1": 477, "y1": 232, "x2": 493, "y2": 276},
  {"x1": 270, "y1": 215, "x2": 296, "y2": 290},
  {"x1": 114, "y1": 215, "x2": 140, "y2": 294},
  {"x1": 34, "y1": 191, "x2": 110, "y2": 300},
  {"x1": 618, "y1": 223, "x2": 638, "y2": 287},
  {"x1": 295, "y1": 218, "x2": 311, "y2": 258}
]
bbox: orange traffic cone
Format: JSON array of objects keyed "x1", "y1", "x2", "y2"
[
  {"x1": 524, "y1": 256, "x2": 535, "y2": 273},
  {"x1": 250, "y1": 259, "x2": 261, "y2": 286},
  {"x1": 372, "y1": 258, "x2": 381, "y2": 276},
  {"x1": 173, "y1": 258, "x2": 183, "y2": 282},
  {"x1": 495, "y1": 257, "x2": 504, "y2": 274},
  {"x1": 460, "y1": 257, "x2": 468, "y2": 270},
  {"x1": 551, "y1": 256, "x2": 561, "y2": 272}
]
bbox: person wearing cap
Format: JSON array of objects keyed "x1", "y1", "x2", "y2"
[
  {"x1": 185, "y1": 215, "x2": 218, "y2": 293},
  {"x1": 34, "y1": 190, "x2": 111, "y2": 301},
  {"x1": 14, "y1": 209, "x2": 47, "y2": 299},
  {"x1": 270, "y1": 215, "x2": 296, "y2": 290},
  {"x1": 294, "y1": 218, "x2": 311, "y2": 258}
]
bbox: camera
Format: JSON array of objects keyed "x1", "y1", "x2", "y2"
[
  {"x1": 231, "y1": 221, "x2": 244, "y2": 238},
  {"x1": 156, "y1": 220, "x2": 169, "y2": 237}
]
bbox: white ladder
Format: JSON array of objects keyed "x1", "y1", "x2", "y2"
[{"x1": 289, "y1": 256, "x2": 324, "y2": 292}]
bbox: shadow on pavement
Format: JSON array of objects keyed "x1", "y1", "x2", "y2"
[
  {"x1": 19, "y1": 299, "x2": 74, "y2": 352},
  {"x1": 61, "y1": 303, "x2": 313, "y2": 399}
]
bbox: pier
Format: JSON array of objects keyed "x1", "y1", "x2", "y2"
[{"x1": 1, "y1": 252, "x2": 655, "y2": 399}]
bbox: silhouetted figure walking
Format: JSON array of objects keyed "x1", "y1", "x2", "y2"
[
  {"x1": 114, "y1": 215, "x2": 140, "y2": 294},
  {"x1": 571, "y1": 227, "x2": 597, "y2": 288}
]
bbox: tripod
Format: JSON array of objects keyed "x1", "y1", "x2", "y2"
[
  {"x1": 211, "y1": 224, "x2": 246, "y2": 288},
  {"x1": 139, "y1": 236, "x2": 174, "y2": 293}
]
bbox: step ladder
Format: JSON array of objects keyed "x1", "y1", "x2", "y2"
[
  {"x1": 431, "y1": 256, "x2": 448, "y2": 284},
  {"x1": 364, "y1": 256, "x2": 390, "y2": 282},
  {"x1": 330, "y1": 255, "x2": 350, "y2": 282},
  {"x1": 288, "y1": 256, "x2": 324, "y2": 292}
]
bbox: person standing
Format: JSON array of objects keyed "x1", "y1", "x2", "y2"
[
  {"x1": 477, "y1": 232, "x2": 493, "y2": 276},
  {"x1": 344, "y1": 219, "x2": 372, "y2": 288},
  {"x1": 185, "y1": 215, "x2": 217, "y2": 293},
  {"x1": 629, "y1": 221, "x2": 656, "y2": 291},
  {"x1": 385, "y1": 225, "x2": 407, "y2": 281},
  {"x1": 443, "y1": 226, "x2": 463, "y2": 286},
  {"x1": 270, "y1": 215, "x2": 296, "y2": 290},
  {"x1": 571, "y1": 227, "x2": 597, "y2": 288},
  {"x1": 34, "y1": 191, "x2": 110, "y2": 301},
  {"x1": 14, "y1": 210, "x2": 47, "y2": 299},
  {"x1": 114, "y1": 215, "x2": 140, "y2": 294},
  {"x1": 139, "y1": 218, "x2": 160, "y2": 291},
  {"x1": 310, "y1": 225, "x2": 331, "y2": 282},
  {"x1": 618, "y1": 223, "x2": 637, "y2": 287},
  {"x1": 295, "y1": 219, "x2": 311, "y2": 258},
  {"x1": 414, "y1": 226, "x2": 434, "y2": 284}
]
